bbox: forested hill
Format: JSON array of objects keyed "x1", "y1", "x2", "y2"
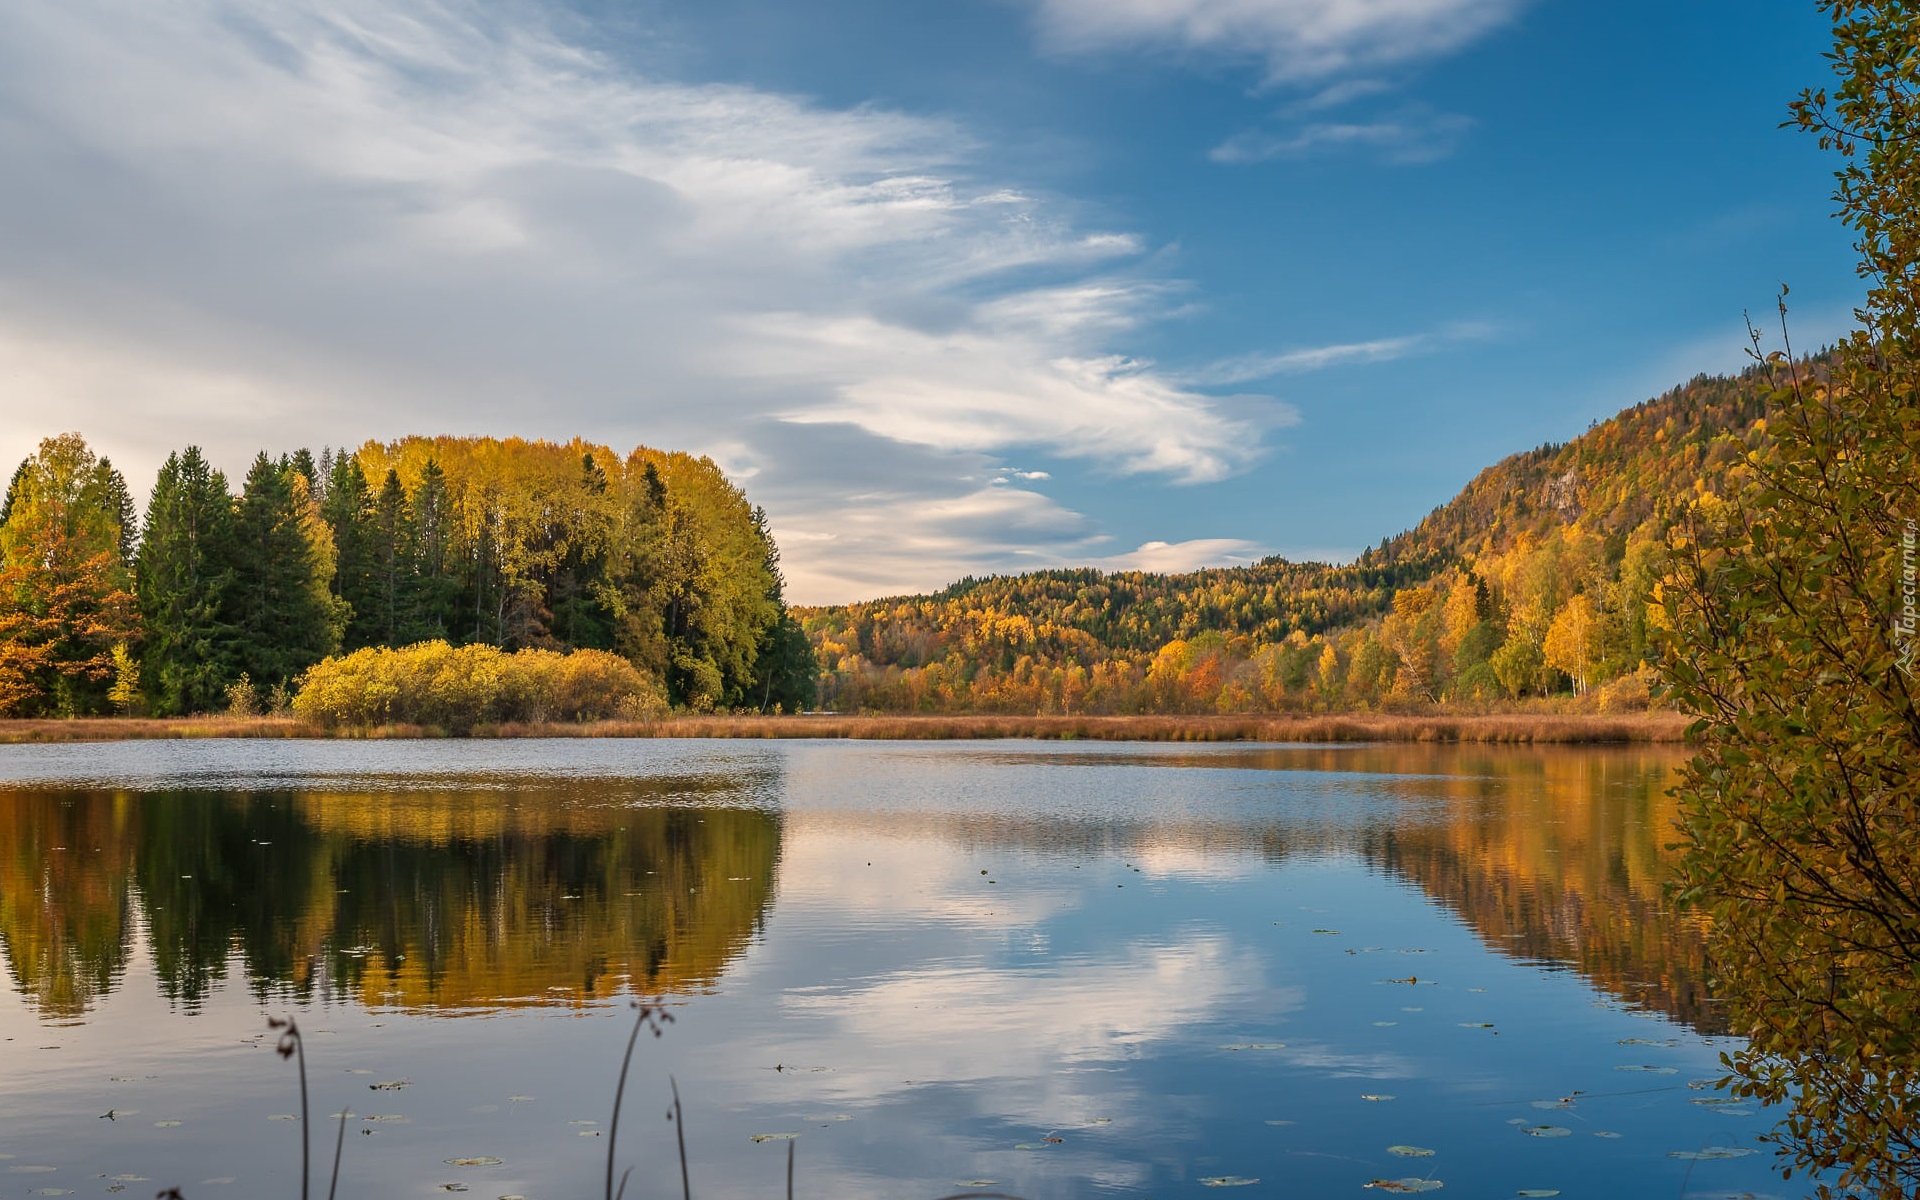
[
  {"x1": 800, "y1": 359, "x2": 1780, "y2": 713},
  {"x1": 1358, "y1": 363, "x2": 1776, "y2": 569}
]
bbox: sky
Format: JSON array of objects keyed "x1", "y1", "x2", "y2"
[{"x1": 0, "y1": 0, "x2": 1861, "y2": 604}]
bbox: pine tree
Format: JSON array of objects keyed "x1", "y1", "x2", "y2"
[
  {"x1": 368, "y1": 468, "x2": 413, "y2": 645},
  {"x1": 225, "y1": 453, "x2": 345, "y2": 692},
  {"x1": 404, "y1": 459, "x2": 457, "y2": 642},
  {"x1": 136, "y1": 448, "x2": 237, "y2": 715},
  {"x1": 321, "y1": 454, "x2": 377, "y2": 648}
]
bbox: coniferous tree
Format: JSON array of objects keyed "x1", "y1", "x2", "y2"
[
  {"x1": 551, "y1": 452, "x2": 614, "y2": 650},
  {"x1": 748, "y1": 506, "x2": 817, "y2": 712},
  {"x1": 225, "y1": 453, "x2": 345, "y2": 693},
  {"x1": 136, "y1": 448, "x2": 237, "y2": 715},
  {"x1": 321, "y1": 454, "x2": 377, "y2": 648},
  {"x1": 404, "y1": 459, "x2": 457, "y2": 642},
  {"x1": 367, "y1": 468, "x2": 413, "y2": 645}
]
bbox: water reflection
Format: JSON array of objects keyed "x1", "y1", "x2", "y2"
[
  {"x1": 0, "y1": 744, "x2": 1701, "y2": 1030},
  {"x1": 0, "y1": 777, "x2": 780, "y2": 1018}
]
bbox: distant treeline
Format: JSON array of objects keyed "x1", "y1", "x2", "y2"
[
  {"x1": 0, "y1": 433, "x2": 817, "y2": 718},
  {"x1": 799, "y1": 362, "x2": 1786, "y2": 714}
]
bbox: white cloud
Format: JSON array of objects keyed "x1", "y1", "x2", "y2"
[
  {"x1": 1027, "y1": 0, "x2": 1524, "y2": 83},
  {"x1": 1180, "y1": 321, "x2": 1496, "y2": 387},
  {"x1": 1087, "y1": 538, "x2": 1268, "y2": 574},
  {"x1": 1210, "y1": 106, "x2": 1475, "y2": 165},
  {"x1": 0, "y1": 0, "x2": 1280, "y2": 600}
]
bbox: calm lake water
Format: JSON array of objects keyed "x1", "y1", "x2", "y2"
[{"x1": 0, "y1": 739, "x2": 1783, "y2": 1199}]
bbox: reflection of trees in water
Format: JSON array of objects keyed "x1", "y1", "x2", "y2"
[
  {"x1": 0, "y1": 793, "x2": 138, "y2": 1018},
  {"x1": 1353, "y1": 752, "x2": 1719, "y2": 1033},
  {"x1": 0, "y1": 774, "x2": 781, "y2": 1018},
  {"x1": 0, "y1": 749, "x2": 1711, "y2": 1030}
]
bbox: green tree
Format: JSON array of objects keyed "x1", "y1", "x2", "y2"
[
  {"x1": 0, "y1": 434, "x2": 140, "y2": 715},
  {"x1": 225, "y1": 453, "x2": 346, "y2": 693},
  {"x1": 137, "y1": 448, "x2": 237, "y2": 714},
  {"x1": 1664, "y1": 5, "x2": 1920, "y2": 1195},
  {"x1": 404, "y1": 458, "x2": 458, "y2": 642},
  {"x1": 321, "y1": 453, "x2": 377, "y2": 649}
]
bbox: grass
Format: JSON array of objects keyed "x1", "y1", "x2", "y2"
[{"x1": 0, "y1": 710, "x2": 1687, "y2": 744}]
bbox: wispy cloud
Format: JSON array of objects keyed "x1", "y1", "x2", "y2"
[
  {"x1": 1027, "y1": 0, "x2": 1525, "y2": 84},
  {"x1": 1211, "y1": 105, "x2": 1475, "y2": 165},
  {"x1": 0, "y1": 0, "x2": 1285, "y2": 602},
  {"x1": 1178, "y1": 321, "x2": 1494, "y2": 387}
]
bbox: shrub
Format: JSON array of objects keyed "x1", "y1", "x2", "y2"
[{"x1": 292, "y1": 641, "x2": 667, "y2": 733}]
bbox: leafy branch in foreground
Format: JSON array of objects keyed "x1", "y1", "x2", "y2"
[{"x1": 1663, "y1": 5, "x2": 1920, "y2": 1196}]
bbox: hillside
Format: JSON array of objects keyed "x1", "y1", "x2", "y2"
[{"x1": 799, "y1": 359, "x2": 1781, "y2": 713}]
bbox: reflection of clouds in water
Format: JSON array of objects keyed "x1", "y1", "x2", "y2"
[{"x1": 779, "y1": 935, "x2": 1280, "y2": 1132}]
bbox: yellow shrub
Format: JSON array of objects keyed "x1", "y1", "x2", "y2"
[{"x1": 293, "y1": 641, "x2": 667, "y2": 732}]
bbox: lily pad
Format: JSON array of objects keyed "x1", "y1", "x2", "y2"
[
  {"x1": 1520, "y1": 1126, "x2": 1571, "y2": 1138},
  {"x1": 369, "y1": 1080, "x2": 411, "y2": 1091},
  {"x1": 444, "y1": 1158, "x2": 503, "y2": 1167},
  {"x1": 1529, "y1": 1099, "x2": 1572, "y2": 1110},
  {"x1": 1200, "y1": 1177, "x2": 1260, "y2": 1187},
  {"x1": 1364, "y1": 1179, "x2": 1443, "y2": 1193},
  {"x1": 1387, "y1": 1146, "x2": 1435, "y2": 1158},
  {"x1": 1667, "y1": 1147, "x2": 1755, "y2": 1160},
  {"x1": 751, "y1": 1133, "x2": 799, "y2": 1143},
  {"x1": 1689, "y1": 1097, "x2": 1750, "y2": 1109}
]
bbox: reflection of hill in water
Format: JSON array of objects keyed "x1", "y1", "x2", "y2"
[
  {"x1": 792, "y1": 746, "x2": 1714, "y2": 1033},
  {"x1": 0, "y1": 774, "x2": 780, "y2": 1019},
  {"x1": 0, "y1": 747, "x2": 1711, "y2": 1032}
]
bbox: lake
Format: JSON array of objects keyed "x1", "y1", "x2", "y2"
[{"x1": 0, "y1": 739, "x2": 1782, "y2": 1199}]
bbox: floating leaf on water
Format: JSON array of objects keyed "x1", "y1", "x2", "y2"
[
  {"x1": 1459, "y1": 1023, "x2": 1495, "y2": 1029},
  {"x1": 28, "y1": 1188, "x2": 75, "y2": 1195},
  {"x1": 443, "y1": 1157, "x2": 503, "y2": 1167},
  {"x1": 1614, "y1": 1065, "x2": 1677, "y2": 1074},
  {"x1": 1387, "y1": 1146, "x2": 1435, "y2": 1157},
  {"x1": 801, "y1": 1113, "x2": 852, "y2": 1122},
  {"x1": 1690, "y1": 1098, "x2": 1749, "y2": 1109},
  {"x1": 1667, "y1": 1147, "x2": 1755, "y2": 1160},
  {"x1": 1617, "y1": 1038, "x2": 1678, "y2": 1047},
  {"x1": 751, "y1": 1133, "x2": 799, "y2": 1143},
  {"x1": 369, "y1": 1080, "x2": 411, "y2": 1091},
  {"x1": 1364, "y1": 1178, "x2": 1443, "y2": 1192},
  {"x1": 1593, "y1": 1132, "x2": 1622, "y2": 1139},
  {"x1": 108, "y1": 1176, "x2": 149, "y2": 1183},
  {"x1": 1200, "y1": 1176, "x2": 1260, "y2": 1187},
  {"x1": 1686, "y1": 1079, "x2": 1723, "y2": 1091},
  {"x1": 1013, "y1": 1143, "x2": 1052, "y2": 1150},
  {"x1": 567, "y1": 1119, "x2": 598, "y2": 1126},
  {"x1": 1520, "y1": 1126, "x2": 1571, "y2": 1138},
  {"x1": 362, "y1": 1115, "x2": 405, "y2": 1123},
  {"x1": 1088, "y1": 1117, "x2": 1113, "y2": 1125},
  {"x1": 10, "y1": 1166, "x2": 58, "y2": 1173},
  {"x1": 1360, "y1": 1095, "x2": 1396, "y2": 1102},
  {"x1": 1529, "y1": 1099, "x2": 1572, "y2": 1110},
  {"x1": 439, "y1": 1186, "x2": 469, "y2": 1193},
  {"x1": 1313, "y1": 929, "x2": 1341, "y2": 935}
]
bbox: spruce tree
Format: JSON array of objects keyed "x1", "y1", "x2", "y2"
[
  {"x1": 368, "y1": 468, "x2": 413, "y2": 645},
  {"x1": 321, "y1": 454, "x2": 376, "y2": 648},
  {"x1": 225, "y1": 453, "x2": 345, "y2": 692},
  {"x1": 403, "y1": 459, "x2": 457, "y2": 642},
  {"x1": 136, "y1": 448, "x2": 237, "y2": 715}
]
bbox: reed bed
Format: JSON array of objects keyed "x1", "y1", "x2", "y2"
[{"x1": 0, "y1": 710, "x2": 1688, "y2": 744}]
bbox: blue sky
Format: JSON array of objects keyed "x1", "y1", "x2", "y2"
[{"x1": 0, "y1": 0, "x2": 1857, "y2": 601}]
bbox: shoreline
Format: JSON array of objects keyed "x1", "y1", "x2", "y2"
[{"x1": 0, "y1": 711, "x2": 1689, "y2": 745}]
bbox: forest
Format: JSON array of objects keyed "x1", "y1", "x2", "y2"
[
  {"x1": 0, "y1": 434, "x2": 817, "y2": 719},
  {"x1": 799, "y1": 362, "x2": 1778, "y2": 713}
]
